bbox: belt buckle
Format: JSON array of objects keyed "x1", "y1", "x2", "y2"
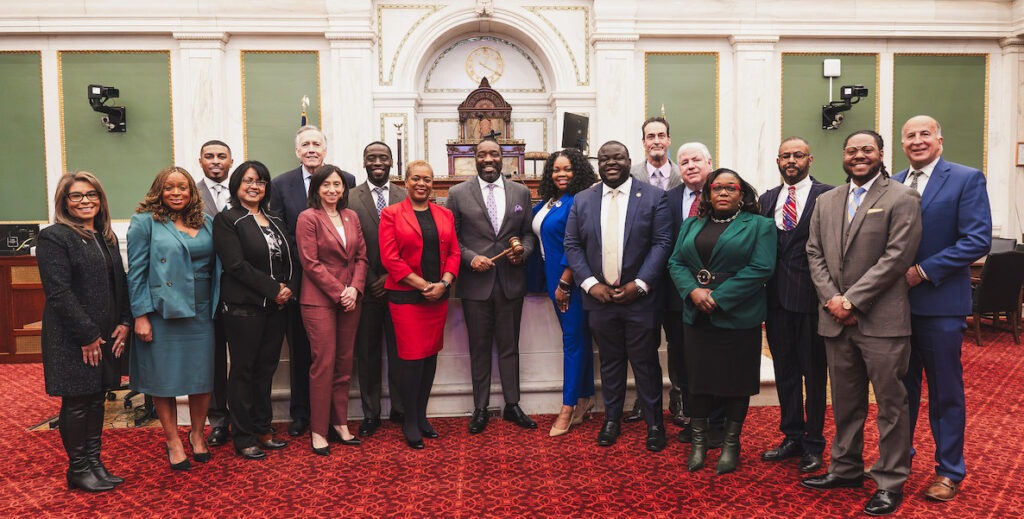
[{"x1": 696, "y1": 268, "x2": 712, "y2": 286}]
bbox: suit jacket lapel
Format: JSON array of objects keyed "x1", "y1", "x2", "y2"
[
  {"x1": 356, "y1": 185, "x2": 380, "y2": 226},
  {"x1": 710, "y1": 212, "x2": 748, "y2": 264},
  {"x1": 920, "y1": 160, "x2": 950, "y2": 212},
  {"x1": 315, "y1": 209, "x2": 347, "y2": 252},
  {"x1": 159, "y1": 220, "x2": 189, "y2": 250},
  {"x1": 399, "y1": 199, "x2": 421, "y2": 237},
  {"x1": 498, "y1": 178, "x2": 517, "y2": 235},
  {"x1": 622, "y1": 182, "x2": 642, "y2": 249},
  {"x1": 843, "y1": 176, "x2": 887, "y2": 254}
]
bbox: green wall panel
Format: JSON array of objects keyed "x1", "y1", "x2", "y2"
[
  {"x1": 645, "y1": 53, "x2": 717, "y2": 160},
  {"x1": 781, "y1": 54, "x2": 878, "y2": 187},
  {"x1": 892, "y1": 55, "x2": 986, "y2": 174},
  {"x1": 60, "y1": 51, "x2": 173, "y2": 219},
  {"x1": 242, "y1": 51, "x2": 321, "y2": 175},
  {"x1": 0, "y1": 52, "x2": 47, "y2": 222}
]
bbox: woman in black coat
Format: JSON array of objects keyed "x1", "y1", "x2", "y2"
[
  {"x1": 212, "y1": 161, "x2": 297, "y2": 460},
  {"x1": 37, "y1": 171, "x2": 132, "y2": 492}
]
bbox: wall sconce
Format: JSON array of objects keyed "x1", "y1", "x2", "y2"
[
  {"x1": 87, "y1": 84, "x2": 126, "y2": 132},
  {"x1": 820, "y1": 59, "x2": 869, "y2": 130}
]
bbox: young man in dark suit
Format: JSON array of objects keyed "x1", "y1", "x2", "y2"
[
  {"x1": 758, "y1": 137, "x2": 832, "y2": 473},
  {"x1": 563, "y1": 140, "x2": 673, "y2": 451},
  {"x1": 269, "y1": 125, "x2": 355, "y2": 437}
]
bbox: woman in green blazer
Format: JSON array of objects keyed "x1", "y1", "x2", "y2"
[{"x1": 668, "y1": 168, "x2": 776, "y2": 475}]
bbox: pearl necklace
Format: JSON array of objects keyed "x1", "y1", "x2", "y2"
[{"x1": 710, "y1": 211, "x2": 740, "y2": 224}]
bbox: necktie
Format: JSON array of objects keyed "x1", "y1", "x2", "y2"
[
  {"x1": 848, "y1": 186, "x2": 866, "y2": 223},
  {"x1": 909, "y1": 170, "x2": 923, "y2": 192},
  {"x1": 687, "y1": 191, "x2": 700, "y2": 218},
  {"x1": 602, "y1": 188, "x2": 621, "y2": 286},
  {"x1": 652, "y1": 170, "x2": 666, "y2": 190},
  {"x1": 485, "y1": 183, "x2": 499, "y2": 235},
  {"x1": 783, "y1": 185, "x2": 798, "y2": 231},
  {"x1": 373, "y1": 187, "x2": 386, "y2": 217},
  {"x1": 213, "y1": 184, "x2": 228, "y2": 212}
]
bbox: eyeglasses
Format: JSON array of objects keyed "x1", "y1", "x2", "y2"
[
  {"x1": 242, "y1": 179, "x2": 268, "y2": 188},
  {"x1": 709, "y1": 183, "x2": 741, "y2": 194},
  {"x1": 67, "y1": 191, "x2": 101, "y2": 202},
  {"x1": 844, "y1": 146, "x2": 877, "y2": 156},
  {"x1": 778, "y1": 152, "x2": 809, "y2": 160}
]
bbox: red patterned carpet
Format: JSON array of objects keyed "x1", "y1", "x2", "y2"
[{"x1": 2, "y1": 327, "x2": 1022, "y2": 518}]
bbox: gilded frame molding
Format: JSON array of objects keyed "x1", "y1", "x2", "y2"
[
  {"x1": 239, "y1": 50, "x2": 322, "y2": 161},
  {"x1": 524, "y1": 5, "x2": 591, "y2": 87},
  {"x1": 422, "y1": 117, "x2": 458, "y2": 162},
  {"x1": 423, "y1": 35, "x2": 546, "y2": 94},
  {"x1": 0, "y1": 50, "x2": 47, "y2": 224},
  {"x1": 644, "y1": 52, "x2": 720, "y2": 160},
  {"x1": 779, "y1": 52, "x2": 881, "y2": 137},
  {"x1": 377, "y1": 4, "x2": 446, "y2": 86},
  {"x1": 379, "y1": 112, "x2": 410, "y2": 164}
]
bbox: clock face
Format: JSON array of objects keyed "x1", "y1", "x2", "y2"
[{"x1": 465, "y1": 46, "x2": 504, "y2": 83}]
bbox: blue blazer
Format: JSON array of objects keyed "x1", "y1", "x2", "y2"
[
  {"x1": 893, "y1": 158, "x2": 992, "y2": 316},
  {"x1": 527, "y1": 193, "x2": 576, "y2": 298},
  {"x1": 563, "y1": 180, "x2": 673, "y2": 312},
  {"x1": 127, "y1": 212, "x2": 221, "y2": 320}
]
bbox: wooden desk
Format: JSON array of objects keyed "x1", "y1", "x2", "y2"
[
  {"x1": 971, "y1": 256, "x2": 986, "y2": 282},
  {"x1": 0, "y1": 255, "x2": 44, "y2": 363}
]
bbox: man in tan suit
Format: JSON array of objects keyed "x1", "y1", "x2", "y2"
[{"x1": 802, "y1": 130, "x2": 922, "y2": 517}]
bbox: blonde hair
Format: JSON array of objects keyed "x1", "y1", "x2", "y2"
[
  {"x1": 135, "y1": 166, "x2": 206, "y2": 229},
  {"x1": 52, "y1": 171, "x2": 116, "y2": 244}
]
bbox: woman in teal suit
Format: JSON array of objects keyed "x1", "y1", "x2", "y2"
[
  {"x1": 668, "y1": 168, "x2": 776, "y2": 475},
  {"x1": 128, "y1": 166, "x2": 221, "y2": 471},
  {"x1": 530, "y1": 148, "x2": 599, "y2": 437}
]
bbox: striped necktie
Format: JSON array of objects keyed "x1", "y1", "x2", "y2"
[
  {"x1": 782, "y1": 185, "x2": 798, "y2": 231},
  {"x1": 848, "y1": 186, "x2": 866, "y2": 223}
]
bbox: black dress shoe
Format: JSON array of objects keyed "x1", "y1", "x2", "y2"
[
  {"x1": 670, "y1": 410, "x2": 688, "y2": 428},
  {"x1": 207, "y1": 426, "x2": 229, "y2": 447},
  {"x1": 801, "y1": 473, "x2": 864, "y2": 490},
  {"x1": 406, "y1": 438, "x2": 425, "y2": 450},
  {"x1": 358, "y1": 418, "x2": 381, "y2": 437},
  {"x1": 468, "y1": 408, "x2": 489, "y2": 434},
  {"x1": 623, "y1": 400, "x2": 644, "y2": 423},
  {"x1": 235, "y1": 445, "x2": 267, "y2": 460},
  {"x1": 503, "y1": 404, "x2": 538, "y2": 429},
  {"x1": 762, "y1": 438, "x2": 804, "y2": 462},
  {"x1": 596, "y1": 421, "x2": 621, "y2": 447},
  {"x1": 864, "y1": 489, "x2": 902, "y2": 516},
  {"x1": 646, "y1": 425, "x2": 667, "y2": 452},
  {"x1": 420, "y1": 424, "x2": 439, "y2": 439},
  {"x1": 288, "y1": 418, "x2": 309, "y2": 437},
  {"x1": 799, "y1": 452, "x2": 824, "y2": 473},
  {"x1": 389, "y1": 410, "x2": 406, "y2": 424},
  {"x1": 258, "y1": 435, "x2": 288, "y2": 450}
]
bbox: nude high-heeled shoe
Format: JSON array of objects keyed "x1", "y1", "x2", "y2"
[
  {"x1": 570, "y1": 397, "x2": 595, "y2": 426},
  {"x1": 549, "y1": 406, "x2": 574, "y2": 437}
]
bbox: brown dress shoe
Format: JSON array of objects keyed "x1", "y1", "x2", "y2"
[{"x1": 924, "y1": 476, "x2": 959, "y2": 502}]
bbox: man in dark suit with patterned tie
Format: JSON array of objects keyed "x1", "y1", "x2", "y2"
[
  {"x1": 269, "y1": 125, "x2": 355, "y2": 437},
  {"x1": 196, "y1": 140, "x2": 233, "y2": 447},
  {"x1": 894, "y1": 115, "x2": 991, "y2": 503},
  {"x1": 758, "y1": 137, "x2": 832, "y2": 473},
  {"x1": 349, "y1": 142, "x2": 408, "y2": 437},
  {"x1": 564, "y1": 141, "x2": 673, "y2": 451}
]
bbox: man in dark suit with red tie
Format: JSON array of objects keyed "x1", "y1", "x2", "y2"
[
  {"x1": 269, "y1": 125, "x2": 355, "y2": 437},
  {"x1": 758, "y1": 137, "x2": 832, "y2": 473},
  {"x1": 564, "y1": 141, "x2": 673, "y2": 451}
]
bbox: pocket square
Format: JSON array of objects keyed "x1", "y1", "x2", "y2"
[{"x1": 867, "y1": 208, "x2": 883, "y2": 214}]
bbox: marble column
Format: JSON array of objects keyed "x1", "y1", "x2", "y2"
[
  {"x1": 591, "y1": 0, "x2": 639, "y2": 149},
  {"x1": 999, "y1": 36, "x2": 1023, "y2": 241},
  {"x1": 171, "y1": 32, "x2": 231, "y2": 171},
  {"x1": 728, "y1": 35, "x2": 780, "y2": 190},
  {"x1": 325, "y1": 31, "x2": 376, "y2": 180}
]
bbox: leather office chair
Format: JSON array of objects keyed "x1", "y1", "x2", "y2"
[
  {"x1": 990, "y1": 237, "x2": 1017, "y2": 254},
  {"x1": 971, "y1": 251, "x2": 1024, "y2": 345}
]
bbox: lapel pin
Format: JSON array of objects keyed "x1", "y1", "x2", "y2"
[{"x1": 635, "y1": 192, "x2": 641, "y2": 198}]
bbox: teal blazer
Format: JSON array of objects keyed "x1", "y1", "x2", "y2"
[
  {"x1": 668, "y1": 211, "x2": 776, "y2": 329},
  {"x1": 127, "y1": 212, "x2": 221, "y2": 320}
]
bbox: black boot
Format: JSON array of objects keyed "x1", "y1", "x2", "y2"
[
  {"x1": 687, "y1": 418, "x2": 709, "y2": 472},
  {"x1": 60, "y1": 397, "x2": 114, "y2": 492},
  {"x1": 84, "y1": 394, "x2": 123, "y2": 485},
  {"x1": 716, "y1": 419, "x2": 743, "y2": 475}
]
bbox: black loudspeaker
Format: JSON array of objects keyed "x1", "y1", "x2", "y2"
[{"x1": 561, "y1": 113, "x2": 589, "y2": 152}]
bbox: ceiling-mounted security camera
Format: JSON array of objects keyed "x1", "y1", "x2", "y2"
[{"x1": 87, "y1": 84, "x2": 126, "y2": 132}]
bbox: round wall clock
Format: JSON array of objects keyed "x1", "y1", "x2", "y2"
[{"x1": 465, "y1": 46, "x2": 504, "y2": 83}]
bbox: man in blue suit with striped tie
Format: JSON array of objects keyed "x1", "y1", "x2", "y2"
[{"x1": 895, "y1": 115, "x2": 991, "y2": 503}]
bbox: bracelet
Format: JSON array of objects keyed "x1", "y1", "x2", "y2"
[
  {"x1": 557, "y1": 280, "x2": 572, "y2": 291},
  {"x1": 557, "y1": 286, "x2": 571, "y2": 296}
]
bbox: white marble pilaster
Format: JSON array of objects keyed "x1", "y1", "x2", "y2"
[
  {"x1": 325, "y1": 31, "x2": 376, "y2": 179},
  {"x1": 171, "y1": 32, "x2": 230, "y2": 175},
  {"x1": 728, "y1": 36, "x2": 780, "y2": 190},
  {"x1": 999, "y1": 37, "x2": 1023, "y2": 241}
]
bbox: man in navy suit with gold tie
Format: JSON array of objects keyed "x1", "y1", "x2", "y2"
[
  {"x1": 758, "y1": 137, "x2": 832, "y2": 473},
  {"x1": 895, "y1": 115, "x2": 991, "y2": 503}
]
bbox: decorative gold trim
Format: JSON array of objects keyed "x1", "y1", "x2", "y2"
[
  {"x1": 779, "y1": 52, "x2": 881, "y2": 140},
  {"x1": 512, "y1": 117, "x2": 549, "y2": 151},
  {"x1": 0, "y1": 51, "x2": 47, "y2": 223},
  {"x1": 892, "y1": 53, "x2": 989, "y2": 171},
  {"x1": 524, "y1": 5, "x2": 591, "y2": 86},
  {"x1": 377, "y1": 4, "x2": 445, "y2": 86},
  {"x1": 424, "y1": 36, "x2": 546, "y2": 93},
  {"x1": 644, "y1": 52, "x2": 720, "y2": 160},
  {"x1": 57, "y1": 50, "x2": 174, "y2": 172},
  {"x1": 379, "y1": 112, "x2": 410, "y2": 164},
  {"x1": 422, "y1": 117, "x2": 458, "y2": 162},
  {"x1": 240, "y1": 50, "x2": 322, "y2": 161}
]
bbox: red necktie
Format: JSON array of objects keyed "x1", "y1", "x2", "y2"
[
  {"x1": 687, "y1": 192, "x2": 700, "y2": 218},
  {"x1": 783, "y1": 186, "x2": 798, "y2": 231}
]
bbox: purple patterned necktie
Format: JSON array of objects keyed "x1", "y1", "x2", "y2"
[{"x1": 485, "y1": 183, "x2": 499, "y2": 235}]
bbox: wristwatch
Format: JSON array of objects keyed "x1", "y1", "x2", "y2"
[
  {"x1": 441, "y1": 279, "x2": 451, "y2": 291},
  {"x1": 840, "y1": 296, "x2": 852, "y2": 311},
  {"x1": 636, "y1": 285, "x2": 648, "y2": 298}
]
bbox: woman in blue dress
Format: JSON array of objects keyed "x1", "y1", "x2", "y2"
[
  {"x1": 531, "y1": 148, "x2": 599, "y2": 436},
  {"x1": 128, "y1": 166, "x2": 220, "y2": 471}
]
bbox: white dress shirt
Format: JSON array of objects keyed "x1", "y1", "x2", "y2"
[
  {"x1": 773, "y1": 175, "x2": 813, "y2": 230},
  {"x1": 203, "y1": 177, "x2": 231, "y2": 212},
  {"x1": 477, "y1": 176, "x2": 506, "y2": 228},
  {"x1": 682, "y1": 186, "x2": 701, "y2": 218},
  {"x1": 902, "y1": 156, "x2": 939, "y2": 195},
  {"x1": 646, "y1": 161, "x2": 672, "y2": 190},
  {"x1": 580, "y1": 177, "x2": 650, "y2": 294}
]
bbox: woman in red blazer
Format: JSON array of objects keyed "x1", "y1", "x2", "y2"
[
  {"x1": 296, "y1": 164, "x2": 368, "y2": 455},
  {"x1": 378, "y1": 160, "x2": 459, "y2": 449}
]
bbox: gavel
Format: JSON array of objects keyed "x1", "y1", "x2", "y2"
[{"x1": 489, "y1": 236, "x2": 525, "y2": 262}]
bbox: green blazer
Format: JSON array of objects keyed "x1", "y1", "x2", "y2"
[{"x1": 668, "y1": 211, "x2": 776, "y2": 329}]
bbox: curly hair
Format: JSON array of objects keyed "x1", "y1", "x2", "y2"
[
  {"x1": 537, "y1": 148, "x2": 598, "y2": 200},
  {"x1": 696, "y1": 168, "x2": 760, "y2": 217},
  {"x1": 135, "y1": 166, "x2": 206, "y2": 229}
]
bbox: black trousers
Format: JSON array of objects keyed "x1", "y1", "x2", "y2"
[
  {"x1": 207, "y1": 318, "x2": 230, "y2": 428},
  {"x1": 765, "y1": 306, "x2": 827, "y2": 453},
  {"x1": 663, "y1": 309, "x2": 688, "y2": 415},
  {"x1": 223, "y1": 306, "x2": 287, "y2": 449},
  {"x1": 396, "y1": 354, "x2": 437, "y2": 442},
  {"x1": 354, "y1": 299, "x2": 404, "y2": 419},
  {"x1": 589, "y1": 305, "x2": 663, "y2": 427},
  {"x1": 285, "y1": 301, "x2": 311, "y2": 422},
  {"x1": 462, "y1": 292, "x2": 524, "y2": 410}
]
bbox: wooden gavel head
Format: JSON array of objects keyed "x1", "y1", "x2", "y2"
[{"x1": 508, "y1": 236, "x2": 524, "y2": 256}]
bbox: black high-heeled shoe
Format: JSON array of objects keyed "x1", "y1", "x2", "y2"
[
  {"x1": 165, "y1": 445, "x2": 191, "y2": 471},
  {"x1": 188, "y1": 435, "x2": 211, "y2": 463},
  {"x1": 311, "y1": 433, "x2": 331, "y2": 456},
  {"x1": 333, "y1": 427, "x2": 362, "y2": 446},
  {"x1": 420, "y1": 424, "x2": 439, "y2": 439}
]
